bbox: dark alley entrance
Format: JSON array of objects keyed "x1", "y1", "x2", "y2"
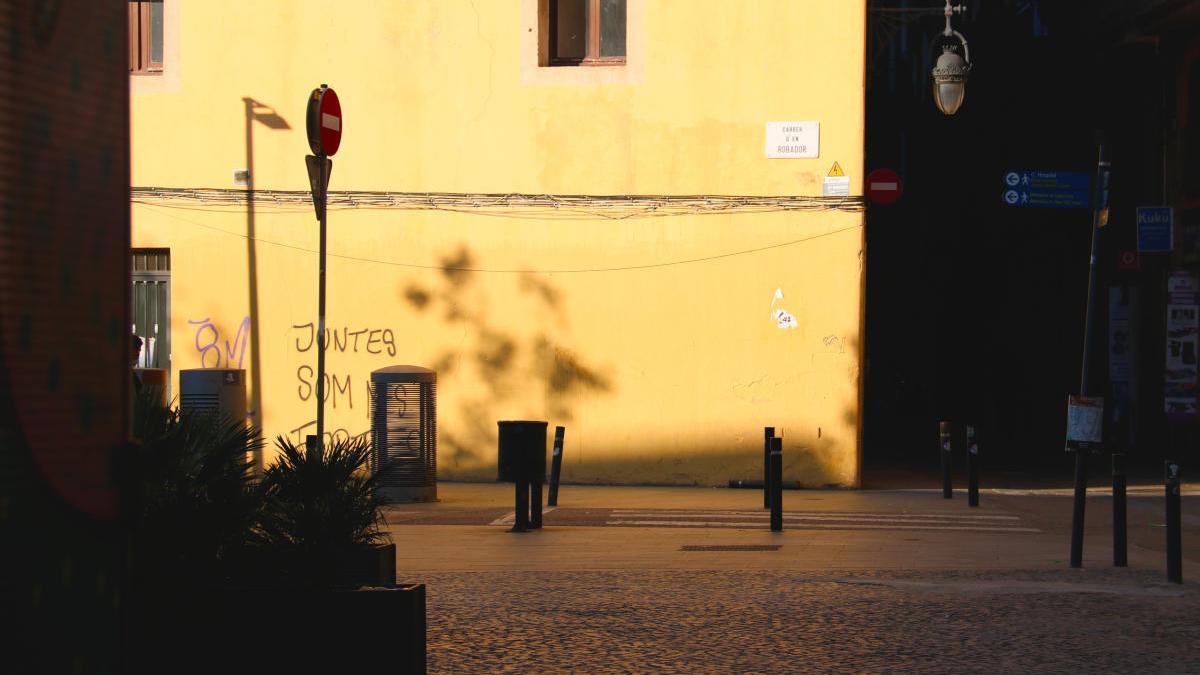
[{"x1": 861, "y1": 0, "x2": 1200, "y2": 485}]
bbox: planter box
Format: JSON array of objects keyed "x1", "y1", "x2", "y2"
[
  {"x1": 336, "y1": 542, "x2": 396, "y2": 588},
  {"x1": 131, "y1": 582, "x2": 425, "y2": 674}
]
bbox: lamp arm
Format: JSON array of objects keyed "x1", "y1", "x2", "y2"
[{"x1": 951, "y1": 29, "x2": 971, "y2": 65}]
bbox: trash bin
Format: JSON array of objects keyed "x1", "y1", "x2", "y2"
[
  {"x1": 497, "y1": 420, "x2": 548, "y2": 483},
  {"x1": 497, "y1": 420, "x2": 547, "y2": 532}
]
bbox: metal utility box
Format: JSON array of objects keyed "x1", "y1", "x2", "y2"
[
  {"x1": 369, "y1": 366, "x2": 437, "y2": 503},
  {"x1": 179, "y1": 368, "x2": 247, "y2": 423}
]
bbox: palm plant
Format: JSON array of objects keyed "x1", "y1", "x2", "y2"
[
  {"x1": 254, "y1": 435, "x2": 390, "y2": 587},
  {"x1": 127, "y1": 390, "x2": 265, "y2": 588}
]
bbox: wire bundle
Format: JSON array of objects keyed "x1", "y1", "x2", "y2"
[{"x1": 132, "y1": 187, "x2": 864, "y2": 220}]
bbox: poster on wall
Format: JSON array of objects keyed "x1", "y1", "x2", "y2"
[{"x1": 1165, "y1": 272, "x2": 1199, "y2": 421}]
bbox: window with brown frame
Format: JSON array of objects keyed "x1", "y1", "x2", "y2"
[
  {"x1": 128, "y1": 0, "x2": 163, "y2": 74},
  {"x1": 548, "y1": 0, "x2": 626, "y2": 66}
]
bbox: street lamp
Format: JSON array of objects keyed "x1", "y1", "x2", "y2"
[{"x1": 930, "y1": 2, "x2": 971, "y2": 115}]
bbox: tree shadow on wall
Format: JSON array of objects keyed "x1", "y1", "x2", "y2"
[{"x1": 400, "y1": 245, "x2": 612, "y2": 469}]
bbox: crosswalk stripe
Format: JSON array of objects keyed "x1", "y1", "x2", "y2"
[
  {"x1": 490, "y1": 507, "x2": 556, "y2": 526},
  {"x1": 610, "y1": 509, "x2": 1021, "y2": 521},
  {"x1": 605, "y1": 519, "x2": 1042, "y2": 533},
  {"x1": 610, "y1": 512, "x2": 1025, "y2": 526}
]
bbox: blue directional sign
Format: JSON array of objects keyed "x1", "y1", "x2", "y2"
[
  {"x1": 1137, "y1": 207, "x2": 1173, "y2": 253},
  {"x1": 1001, "y1": 170, "x2": 1092, "y2": 209}
]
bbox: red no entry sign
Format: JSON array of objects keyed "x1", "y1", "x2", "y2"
[
  {"x1": 866, "y1": 168, "x2": 902, "y2": 206},
  {"x1": 306, "y1": 85, "x2": 342, "y2": 156}
]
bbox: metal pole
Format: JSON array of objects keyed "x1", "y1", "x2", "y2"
[
  {"x1": 1112, "y1": 453, "x2": 1127, "y2": 567},
  {"x1": 939, "y1": 421, "x2": 953, "y2": 499},
  {"x1": 315, "y1": 150, "x2": 328, "y2": 448},
  {"x1": 548, "y1": 426, "x2": 565, "y2": 507},
  {"x1": 1165, "y1": 460, "x2": 1182, "y2": 583},
  {"x1": 531, "y1": 478, "x2": 543, "y2": 529},
  {"x1": 769, "y1": 437, "x2": 783, "y2": 532},
  {"x1": 966, "y1": 424, "x2": 979, "y2": 507},
  {"x1": 1068, "y1": 453, "x2": 1091, "y2": 561},
  {"x1": 763, "y1": 426, "x2": 775, "y2": 509},
  {"x1": 1080, "y1": 142, "x2": 1109, "y2": 397},
  {"x1": 1069, "y1": 141, "x2": 1110, "y2": 569}
]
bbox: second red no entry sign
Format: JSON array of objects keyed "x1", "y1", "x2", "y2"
[{"x1": 866, "y1": 168, "x2": 902, "y2": 206}]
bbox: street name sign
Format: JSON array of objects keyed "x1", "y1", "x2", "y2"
[
  {"x1": 765, "y1": 121, "x2": 819, "y2": 158},
  {"x1": 1001, "y1": 170, "x2": 1091, "y2": 208},
  {"x1": 1136, "y1": 207, "x2": 1173, "y2": 253}
]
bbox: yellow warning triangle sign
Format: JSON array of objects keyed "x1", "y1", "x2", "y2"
[{"x1": 827, "y1": 162, "x2": 845, "y2": 177}]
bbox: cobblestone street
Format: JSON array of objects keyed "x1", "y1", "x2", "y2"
[
  {"x1": 423, "y1": 568, "x2": 1200, "y2": 673},
  {"x1": 390, "y1": 483, "x2": 1199, "y2": 672}
]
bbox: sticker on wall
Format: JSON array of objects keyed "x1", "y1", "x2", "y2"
[
  {"x1": 769, "y1": 288, "x2": 798, "y2": 330},
  {"x1": 765, "y1": 121, "x2": 819, "y2": 158},
  {"x1": 823, "y1": 161, "x2": 850, "y2": 197}
]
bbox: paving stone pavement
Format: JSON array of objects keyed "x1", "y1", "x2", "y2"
[
  {"x1": 394, "y1": 483, "x2": 1198, "y2": 672},
  {"x1": 422, "y1": 568, "x2": 1200, "y2": 673}
]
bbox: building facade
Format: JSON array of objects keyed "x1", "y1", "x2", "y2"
[{"x1": 130, "y1": 0, "x2": 868, "y2": 486}]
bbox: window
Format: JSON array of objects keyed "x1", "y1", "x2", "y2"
[
  {"x1": 131, "y1": 249, "x2": 171, "y2": 372},
  {"x1": 128, "y1": 0, "x2": 163, "y2": 74},
  {"x1": 548, "y1": 0, "x2": 626, "y2": 66}
]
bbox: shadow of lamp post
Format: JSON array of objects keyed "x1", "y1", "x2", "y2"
[{"x1": 241, "y1": 97, "x2": 290, "y2": 470}]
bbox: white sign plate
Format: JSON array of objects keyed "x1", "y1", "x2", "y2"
[
  {"x1": 1066, "y1": 395, "x2": 1103, "y2": 445},
  {"x1": 823, "y1": 176, "x2": 850, "y2": 196},
  {"x1": 765, "y1": 121, "x2": 819, "y2": 159}
]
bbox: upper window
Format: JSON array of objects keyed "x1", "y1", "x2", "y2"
[
  {"x1": 549, "y1": 0, "x2": 626, "y2": 66},
  {"x1": 128, "y1": 0, "x2": 163, "y2": 74}
]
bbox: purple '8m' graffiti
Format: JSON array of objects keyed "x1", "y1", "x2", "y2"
[{"x1": 188, "y1": 316, "x2": 251, "y2": 369}]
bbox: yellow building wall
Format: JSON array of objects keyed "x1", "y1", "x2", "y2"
[{"x1": 131, "y1": 0, "x2": 867, "y2": 486}]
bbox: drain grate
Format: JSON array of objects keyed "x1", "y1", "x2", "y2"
[{"x1": 680, "y1": 544, "x2": 781, "y2": 552}]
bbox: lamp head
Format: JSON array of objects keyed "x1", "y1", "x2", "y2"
[{"x1": 931, "y1": 44, "x2": 971, "y2": 115}]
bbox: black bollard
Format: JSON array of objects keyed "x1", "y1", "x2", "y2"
[
  {"x1": 1166, "y1": 461, "x2": 1182, "y2": 584},
  {"x1": 763, "y1": 427, "x2": 774, "y2": 510},
  {"x1": 770, "y1": 437, "x2": 783, "y2": 532},
  {"x1": 1113, "y1": 453, "x2": 1127, "y2": 567},
  {"x1": 939, "y1": 421, "x2": 953, "y2": 499},
  {"x1": 512, "y1": 479, "x2": 530, "y2": 533},
  {"x1": 1069, "y1": 449, "x2": 1088, "y2": 568},
  {"x1": 966, "y1": 425, "x2": 979, "y2": 507},
  {"x1": 547, "y1": 426, "x2": 565, "y2": 507}
]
